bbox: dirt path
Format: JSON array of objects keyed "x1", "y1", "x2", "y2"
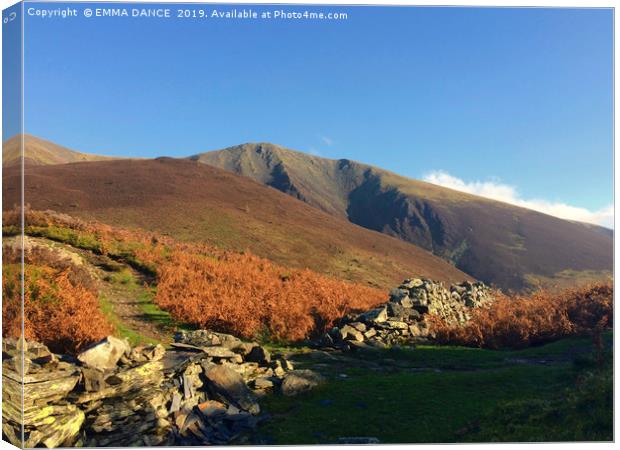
[
  {"x1": 24, "y1": 236, "x2": 176, "y2": 345},
  {"x1": 96, "y1": 265, "x2": 171, "y2": 344}
]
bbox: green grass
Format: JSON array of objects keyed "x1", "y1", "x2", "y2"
[
  {"x1": 377, "y1": 333, "x2": 612, "y2": 370},
  {"x1": 6, "y1": 225, "x2": 160, "y2": 277},
  {"x1": 257, "y1": 335, "x2": 613, "y2": 444},
  {"x1": 100, "y1": 267, "x2": 192, "y2": 344},
  {"x1": 466, "y1": 365, "x2": 612, "y2": 442},
  {"x1": 98, "y1": 294, "x2": 158, "y2": 346}
]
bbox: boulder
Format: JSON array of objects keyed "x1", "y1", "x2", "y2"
[
  {"x1": 281, "y1": 370, "x2": 324, "y2": 396},
  {"x1": 77, "y1": 336, "x2": 130, "y2": 371},
  {"x1": 204, "y1": 364, "x2": 260, "y2": 415}
]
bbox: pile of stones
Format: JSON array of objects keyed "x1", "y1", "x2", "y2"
[
  {"x1": 2, "y1": 329, "x2": 304, "y2": 448},
  {"x1": 321, "y1": 278, "x2": 493, "y2": 351},
  {"x1": 2, "y1": 340, "x2": 84, "y2": 448}
]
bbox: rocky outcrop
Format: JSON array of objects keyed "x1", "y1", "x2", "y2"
[
  {"x1": 321, "y1": 278, "x2": 493, "y2": 350},
  {"x1": 2, "y1": 330, "x2": 298, "y2": 448}
]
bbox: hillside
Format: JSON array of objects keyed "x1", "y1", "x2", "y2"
[
  {"x1": 2, "y1": 134, "x2": 118, "y2": 166},
  {"x1": 3, "y1": 158, "x2": 471, "y2": 290},
  {"x1": 193, "y1": 143, "x2": 613, "y2": 291}
]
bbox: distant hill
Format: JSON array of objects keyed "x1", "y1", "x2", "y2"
[
  {"x1": 3, "y1": 158, "x2": 472, "y2": 290},
  {"x1": 3, "y1": 134, "x2": 117, "y2": 166},
  {"x1": 192, "y1": 143, "x2": 613, "y2": 291}
]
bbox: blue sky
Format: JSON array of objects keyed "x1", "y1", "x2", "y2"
[{"x1": 14, "y1": 4, "x2": 614, "y2": 226}]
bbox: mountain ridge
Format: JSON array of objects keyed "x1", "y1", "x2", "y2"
[
  {"x1": 4, "y1": 135, "x2": 612, "y2": 291},
  {"x1": 3, "y1": 157, "x2": 472, "y2": 290},
  {"x1": 191, "y1": 143, "x2": 613, "y2": 291}
]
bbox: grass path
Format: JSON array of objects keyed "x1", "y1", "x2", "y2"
[
  {"x1": 97, "y1": 266, "x2": 175, "y2": 345},
  {"x1": 24, "y1": 236, "x2": 182, "y2": 346}
]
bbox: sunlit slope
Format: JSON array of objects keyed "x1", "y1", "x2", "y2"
[
  {"x1": 3, "y1": 134, "x2": 118, "y2": 166},
  {"x1": 3, "y1": 157, "x2": 472, "y2": 290},
  {"x1": 194, "y1": 143, "x2": 613, "y2": 291}
]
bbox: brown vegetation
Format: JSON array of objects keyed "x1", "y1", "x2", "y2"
[
  {"x1": 2, "y1": 245, "x2": 112, "y2": 353},
  {"x1": 5, "y1": 208, "x2": 386, "y2": 343},
  {"x1": 429, "y1": 283, "x2": 613, "y2": 349},
  {"x1": 154, "y1": 250, "x2": 386, "y2": 341}
]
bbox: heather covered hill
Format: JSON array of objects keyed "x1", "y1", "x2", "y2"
[
  {"x1": 3, "y1": 158, "x2": 471, "y2": 290},
  {"x1": 193, "y1": 143, "x2": 613, "y2": 291},
  {"x1": 2, "y1": 134, "x2": 118, "y2": 166}
]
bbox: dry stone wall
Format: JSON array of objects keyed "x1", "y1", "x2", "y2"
[
  {"x1": 2, "y1": 330, "x2": 301, "y2": 448},
  {"x1": 321, "y1": 278, "x2": 493, "y2": 350}
]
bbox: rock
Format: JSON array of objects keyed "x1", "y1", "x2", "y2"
[
  {"x1": 387, "y1": 303, "x2": 420, "y2": 321},
  {"x1": 2, "y1": 331, "x2": 285, "y2": 449},
  {"x1": 201, "y1": 346, "x2": 238, "y2": 359},
  {"x1": 402, "y1": 278, "x2": 424, "y2": 288},
  {"x1": 233, "y1": 342, "x2": 256, "y2": 357},
  {"x1": 77, "y1": 336, "x2": 130, "y2": 371},
  {"x1": 349, "y1": 322, "x2": 367, "y2": 332},
  {"x1": 245, "y1": 345, "x2": 271, "y2": 365},
  {"x1": 385, "y1": 320, "x2": 408, "y2": 330},
  {"x1": 358, "y1": 306, "x2": 388, "y2": 324},
  {"x1": 204, "y1": 364, "x2": 260, "y2": 415},
  {"x1": 363, "y1": 328, "x2": 377, "y2": 339},
  {"x1": 281, "y1": 370, "x2": 324, "y2": 396},
  {"x1": 317, "y1": 278, "x2": 494, "y2": 351},
  {"x1": 253, "y1": 377, "x2": 275, "y2": 389},
  {"x1": 281, "y1": 359, "x2": 294, "y2": 371},
  {"x1": 82, "y1": 367, "x2": 106, "y2": 392},
  {"x1": 196, "y1": 400, "x2": 228, "y2": 418},
  {"x1": 389, "y1": 288, "x2": 409, "y2": 302},
  {"x1": 340, "y1": 325, "x2": 364, "y2": 342}
]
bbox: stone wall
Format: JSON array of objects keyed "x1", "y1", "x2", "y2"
[
  {"x1": 321, "y1": 278, "x2": 493, "y2": 350},
  {"x1": 2, "y1": 330, "x2": 303, "y2": 448}
]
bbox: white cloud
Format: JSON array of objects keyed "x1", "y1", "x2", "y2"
[
  {"x1": 422, "y1": 170, "x2": 613, "y2": 229},
  {"x1": 320, "y1": 136, "x2": 334, "y2": 147}
]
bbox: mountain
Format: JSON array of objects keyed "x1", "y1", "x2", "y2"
[
  {"x1": 3, "y1": 158, "x2": 472, "y2": 290},
  {"x1": 192, "y1": 143, "x2": 613, "y2": 291},
  {"x1": 3, "y1": 134, "x2": 117, "y2": 166}
]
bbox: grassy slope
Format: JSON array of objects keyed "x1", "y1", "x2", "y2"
[
  {"x1": 4, "y1": 158, "x2": 472, "y2": 290},
  {"x1": 193, "y1": 143, "x2": 613, "y2": 291},
  {"x1": 258, "y1": 334, "x2": 612, "y2": 444},
  {"x1": 2, "y1": 134, "x2": 118, "y2": 166}
]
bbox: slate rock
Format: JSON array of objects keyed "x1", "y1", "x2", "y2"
[
  {"x1": 77, "y1": 336, "x2": 130, "y2": 371},
  {"x1": 204, "y1": 364, "x2": 260, "y2": 415}
]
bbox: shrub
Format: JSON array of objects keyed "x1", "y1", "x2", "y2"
[
  {"x1": 430, "y1": 283, "x2": 613, "y2": 349},
  {"x1": 154, "y1": 250, "x2": 386, "y2": 341},
  {"x1": 2, "y1": 245, "x2": 113, "y2": 353},
  {"x1": 6, "y1": 209, "x2": 387, "y2": 344}
]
